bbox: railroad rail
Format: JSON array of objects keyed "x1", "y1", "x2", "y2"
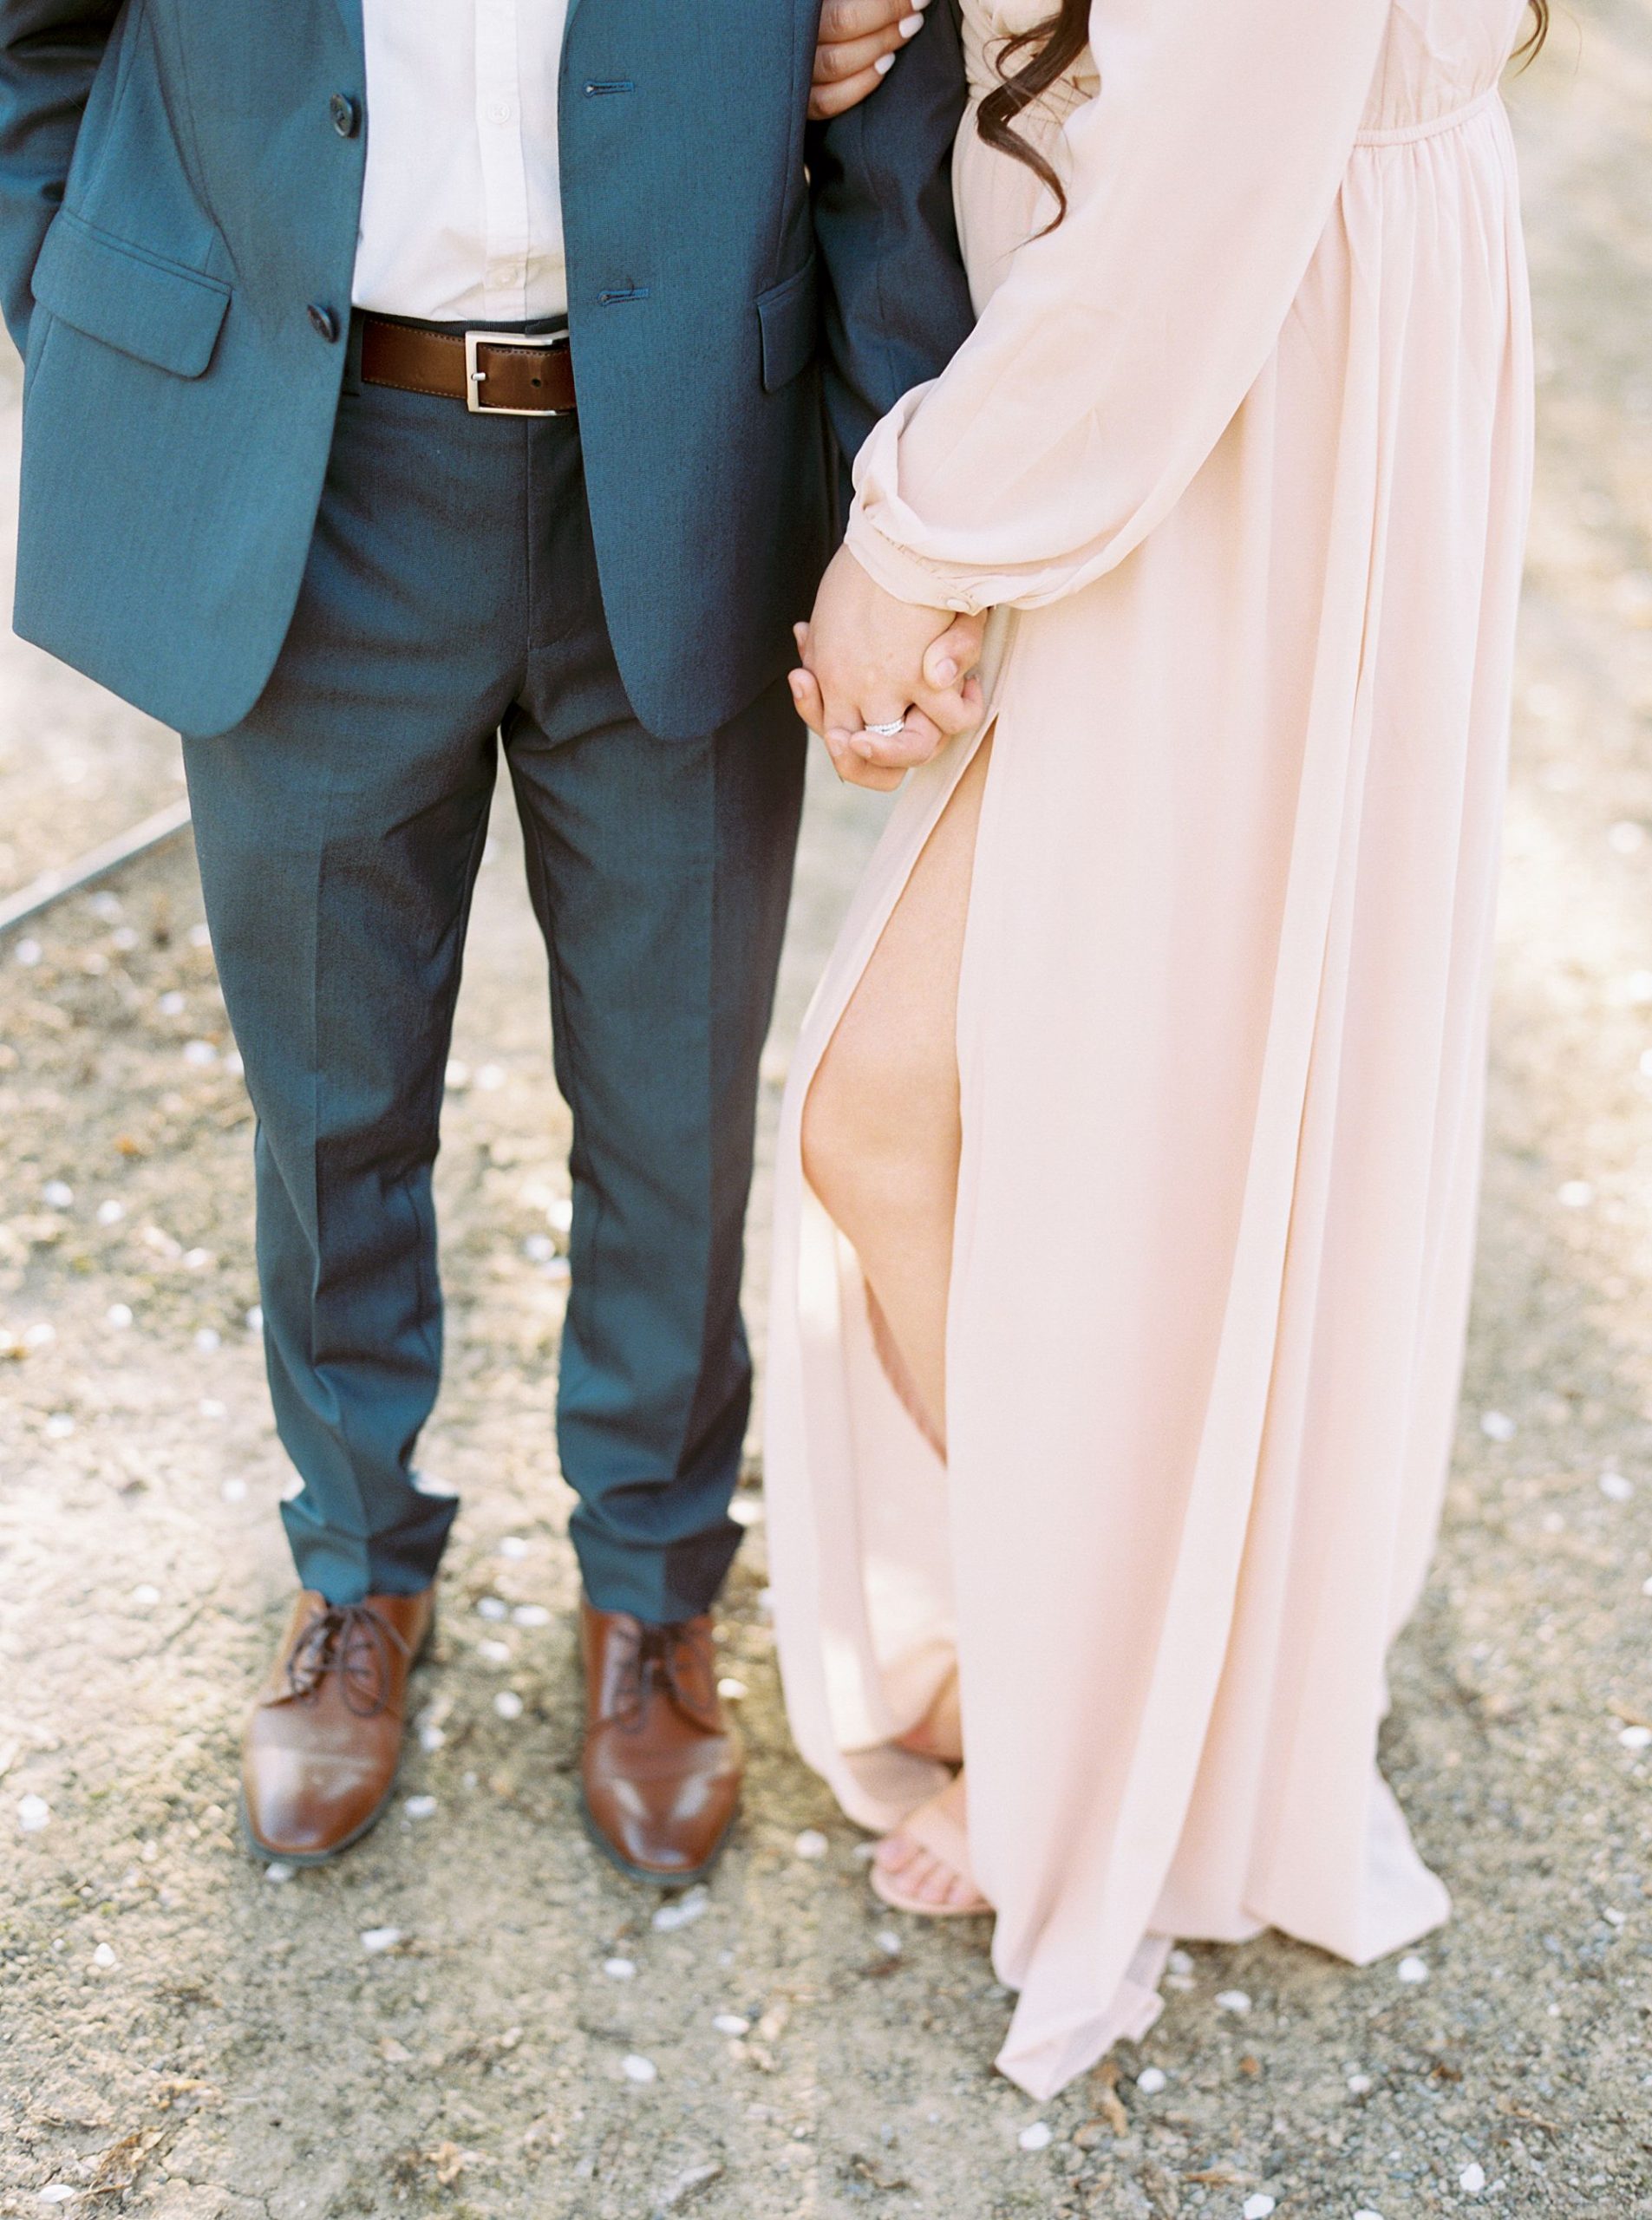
[{"x1": 0, "y1": 800, "x2": 193, "y2": 937}]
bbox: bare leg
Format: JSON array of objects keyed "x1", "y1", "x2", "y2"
[
  {"x1": 801, "y1": 735, "x2": 993, "y2": 1910},
  {"x1": 802, "y1": 735, "x2": 993, "y2": 1451}
]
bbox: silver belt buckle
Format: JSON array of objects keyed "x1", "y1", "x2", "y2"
[{"x1": 464, "y1": 327, "x2": 571, "y2": 417}]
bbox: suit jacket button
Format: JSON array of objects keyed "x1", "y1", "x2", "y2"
[
  {"x1": 307, "y1": 303, "x2": 340, "y2": 343},
  {"x1": 330, "y1": 92, "x2": 361, "y2": 137}
]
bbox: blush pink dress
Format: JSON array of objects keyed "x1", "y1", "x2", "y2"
[{"x1": 765, "y1": 0, "x2": 1534, "y2": 2099}]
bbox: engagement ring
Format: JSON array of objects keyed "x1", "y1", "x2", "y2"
[{"x1": 864, "y1": 718, "x2": 906, "y2": 736}]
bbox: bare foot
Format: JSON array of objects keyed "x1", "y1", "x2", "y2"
[
  {"x1": 873, "y1": 1770, "x2": 982, "y2": 1910},
  {"x1": 895, "y1": 1665, "x2": 963, "y2": 1766}
]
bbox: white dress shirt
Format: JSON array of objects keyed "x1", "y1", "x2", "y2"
[{"x1": 352, "y1": 0, "x2": 572, "y2": 325}]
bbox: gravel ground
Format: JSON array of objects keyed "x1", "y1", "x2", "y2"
[{"x1": 3, "y1": 13, "x2": 1652, "y2": 2216}]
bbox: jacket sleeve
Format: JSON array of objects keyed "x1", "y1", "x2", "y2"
[
  {"x1": 0, "y1": 0, "x2": 116, "y2": 357},
  {"x1": 844, "y1": 0, "x2": 1392, "y2": 612},
  {"x1": 808, "y1": 0, "x2": 977, "y2": 469}
]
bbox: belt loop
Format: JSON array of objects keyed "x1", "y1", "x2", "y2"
[{"x1": 342, "y1": 309, "x2": 365, "y2": 397}]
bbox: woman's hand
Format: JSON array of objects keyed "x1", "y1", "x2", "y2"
[
  {"x1": 788, "y1": 547, "x2": 986, "y2": 792},
  {"x1": 810, "y1": 0, "x2": 933, "y2": 121}
]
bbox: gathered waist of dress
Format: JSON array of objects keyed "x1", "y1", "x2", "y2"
[{"x1": 1354, "y1": 83, "x2": 1503, "y2": 147}]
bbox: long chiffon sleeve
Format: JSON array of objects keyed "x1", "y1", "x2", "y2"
[{"x1": 844, "y1": 0, "x2": 1393, "y2": 612}]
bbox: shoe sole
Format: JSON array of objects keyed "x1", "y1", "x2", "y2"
[
  {"x1": 238, "y1": 1605, "x2": 436, "y2": 1869},
  {"x1": 578, "y1": 1786, "x2": 735, "y2": 1890}
]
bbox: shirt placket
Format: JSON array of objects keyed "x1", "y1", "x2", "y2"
[{"x1": 474, "y1": 0, "x2": 532, "y2": 323}]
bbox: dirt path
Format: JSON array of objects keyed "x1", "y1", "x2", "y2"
[{"x1": 3, "y1": 12, "x2": 1652, "y2": 2216}]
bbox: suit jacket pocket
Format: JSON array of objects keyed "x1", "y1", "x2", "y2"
[
  {"x1": 30, "y1": 208, "x2": 230, "y2": 379},
  {"x1": 757, "y1": 255, "x2": 819, "y2": 394}
]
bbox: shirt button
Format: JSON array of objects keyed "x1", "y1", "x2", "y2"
[
  {"x1": 307, "y1": 303, "x2": 340, "y2": 343},
  {"x1": 486, "y1": 101, "x2": 514, "y2": 125},
  {"x1": 330, "y1": 92, "x2": 361, "y2": 138}
]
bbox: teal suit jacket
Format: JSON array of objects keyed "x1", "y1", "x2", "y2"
[{"x1": 0, "y1": 0, "x2": 973, "y2": 736}]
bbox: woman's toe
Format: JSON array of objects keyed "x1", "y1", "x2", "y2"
[{"x1": 875, "y1": 1828, "x2": 920, "y2": 1875}]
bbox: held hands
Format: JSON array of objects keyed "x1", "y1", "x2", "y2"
[
  {"x1": 789, "y1": 545, "x2": 986, "y2": 793},
  {"x1": 810, "y1": 0, "x2": 935, "y2": 121}
]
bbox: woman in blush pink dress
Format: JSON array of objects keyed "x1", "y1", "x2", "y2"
[{"x1": 769, "y1": 0, "x2": 1542, "y2": 2100}]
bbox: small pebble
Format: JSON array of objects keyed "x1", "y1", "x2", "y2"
[
  {"x1": 245, "y1": 1306, "x2": 264, "y2": 1335},
  {"x1": 523, "y1": 1233, "x2": 556, "y2": 1263},
  {"x1": 92, "y1": 1942, "x2": 117, "y2": 1969},
  {"x1": 1557, "y1": 1179, "x2": 1594, "y2": 1208},
  {"x1": 184, "y1": 1248, "x2": 214, "y2": 1271},
  {"x1": 1600, "y1": 1471, "x2": 1636, "y2": 1503},
  {"x1": 419, "y1": 1723, "x2": 446, "y2": 1753},
  {"x1": 603, "y1": 1957, "x2": 637, "y2": 1982},
  {"x1": 512, "y1": 1604, "x2": 552, "y2": 1628},
  {"x1": 1348, "y1": 2073, "x2": 1373, "y2": 2094},
  {"x1": 652, "y1": 1885, "x2": 709, "y2": 1932},
  {"x1": 42, "y1": 1180, "x2": 74, "y2": 1209},
  {"x1": 130, "y1": 1584, "x2": 160, "y2": 1609},
  {"x1": 1396, "y1": 1956, "x2": 1429, "y2": 1984},
  {"x1": 1354, "y1": 2210, "x2": 1387, "y2": 2220},
  {"x1": 404, "y1": 1794, "x2": 438, "y2": 1819},
  {"x1": 1215, "y1": 1989, "x2": 1252, "y2": 2014},
  {"x1": 713, "y1": 2013, "x2": 750, "y2": 2035},
  {"x1": 189, "y1": 921, "x2": 213, "y2": 947},
  {"x1": 158, "y1": 989, "x2": 186, "y2": 1015},
  {"x1": 1642, "y1": 1576, "x2": 1652, "y2": 1597},
  {"x1": 1479, "y1": 1410, "x2": 1516, "y2": 1442},
  {"x1": 182, "y1": 1040, "x2": 218, "y2": 1068},
  {"x1": 1618, "y1": 1725, "x2": 1652, "y2": 1752},
  {"x1": 478, "y1": 1638, "x2": 511, "y2": 1664},
  {"x1": 14, "y1": 937, "x2": 42, "y2": 966},
  {"x1": 1243, "y1": 2198, "x2": 1276, "y2": 2219},
  {"x1": 499, "y1": 1536, "x2": 530, "y2": 1559},
  {"x1": 444, "y1": 1059, "x2": 471, "y2": 1091},
  {"x1": 106, "y1": 1303, "x2": 134, "y2": 1329},
  {"x1": 476, "y1": 1596, "x2": 510, "y2": 1620},
  {"x1": 220, "y1": 1477, "x2": 248, "y2": 1504},
  {"x1": 493, "y1": 1690, "x2": 525, "y2": 1720},
  {"x1": 622, "y1": 2053, "x2": 657, "y2": 2084},
  {"x1": 199, "y1": 1398, "x2": 227, "y2": 1420},
  {"x1": 875, "y1": 1930, "x2": 902, "y2": 1956},
  {"x1": 88, "y1": 892, "x2": 122, "y2": 920},
  {"x1": 36, "y1": 2189, "x2": 77, "y2": 2205},
  {"x1": 794, "y1": 1829, "x2": 829, "y2": 1860},
  {"x1": 547, "y1": 1198, "x2": 574, "y2": 1234},
  {"x1": 1136, "y1": 2067, "x2": 1166, "y2": 2094},
  {"x1": 195, "y1": 1328, "x2": 222, "y2": 1354},
  {"x1": 476, "y1": 1062, "x2": 506, "y2": 1091},
  {"x1": 264, "y1": 1863, "x2": 294, "y2": 1884},
  {"x1": 1017, "y1": 2121, "x2": 1052, "y2": 2152},
  {"x1": 44, "y1": 1414, "x2": 75, "y2": 1440},
  {"x1": 717, "y1": 1676, "x2": 748, "y2": 1701},
  {"x1": 1608, "y1": 820, "x2": 1646, "y2": 853},
  {"x1": 360, "y1": 1926, "x2": 403, "y2": 1953},
  {"x1": 1166, "y1": 1948, "x2": 1195, "y2": 1975},
  {"x1": 1459, "y1": 2162, "x2": 1486, "y2": 2195},
  {"x1": 96, "y1": 1199, "x2": 126, "y2": 1226},
  {"x1": 111, "y1": 924, "x2": 138, "y2": 951},
  {"x1": 23, "y1": 1322, "x2": 56, "y2": 1348}
]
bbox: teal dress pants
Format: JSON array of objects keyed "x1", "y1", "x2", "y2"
[{"x1": 182, "y1": 320, "x2": 806, "y2": 1622}]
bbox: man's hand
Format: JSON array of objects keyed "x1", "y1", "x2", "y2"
[
  {"x1": 788, "y1": 545, "x2": 985, "y2": 791},
  {"x1": 810, "y1": 0, "x2": 932, "y2": 120}
]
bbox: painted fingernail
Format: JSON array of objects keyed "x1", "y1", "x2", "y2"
[
  {"x1": 899, "y1": 11, "x2": 924, "y2": 34},
  {"x1": 875, "y1": 52, "x2": 896, "y2": 74}
]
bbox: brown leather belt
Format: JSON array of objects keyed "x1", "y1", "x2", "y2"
[{"x1": 360, "y1": 314, "x2": 576, "y2": 417}]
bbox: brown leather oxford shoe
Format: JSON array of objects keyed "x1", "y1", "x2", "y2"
[
  {"x1": 579, "y1": 1599, "x2": 744, "y2": 1886},
  {"x1": 239, "y1": 1587, "x2": 434, "y2": 1864}
]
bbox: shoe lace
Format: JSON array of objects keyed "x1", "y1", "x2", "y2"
[
  {"x1": 284, "y1": 1603, "x2": 410, "y2": 1718},
  {"x1": 610, "y1": 1619, "x2": 719, "y2": 1736}
]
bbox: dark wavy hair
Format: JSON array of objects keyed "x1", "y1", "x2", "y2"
[{"x1": 979, "y1": 1, "x2": 1552, "y2": 229}]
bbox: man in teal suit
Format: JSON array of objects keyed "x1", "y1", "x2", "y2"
[{"x1": 0, "y1": 0, "x2": 973, "y2": 1877}]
